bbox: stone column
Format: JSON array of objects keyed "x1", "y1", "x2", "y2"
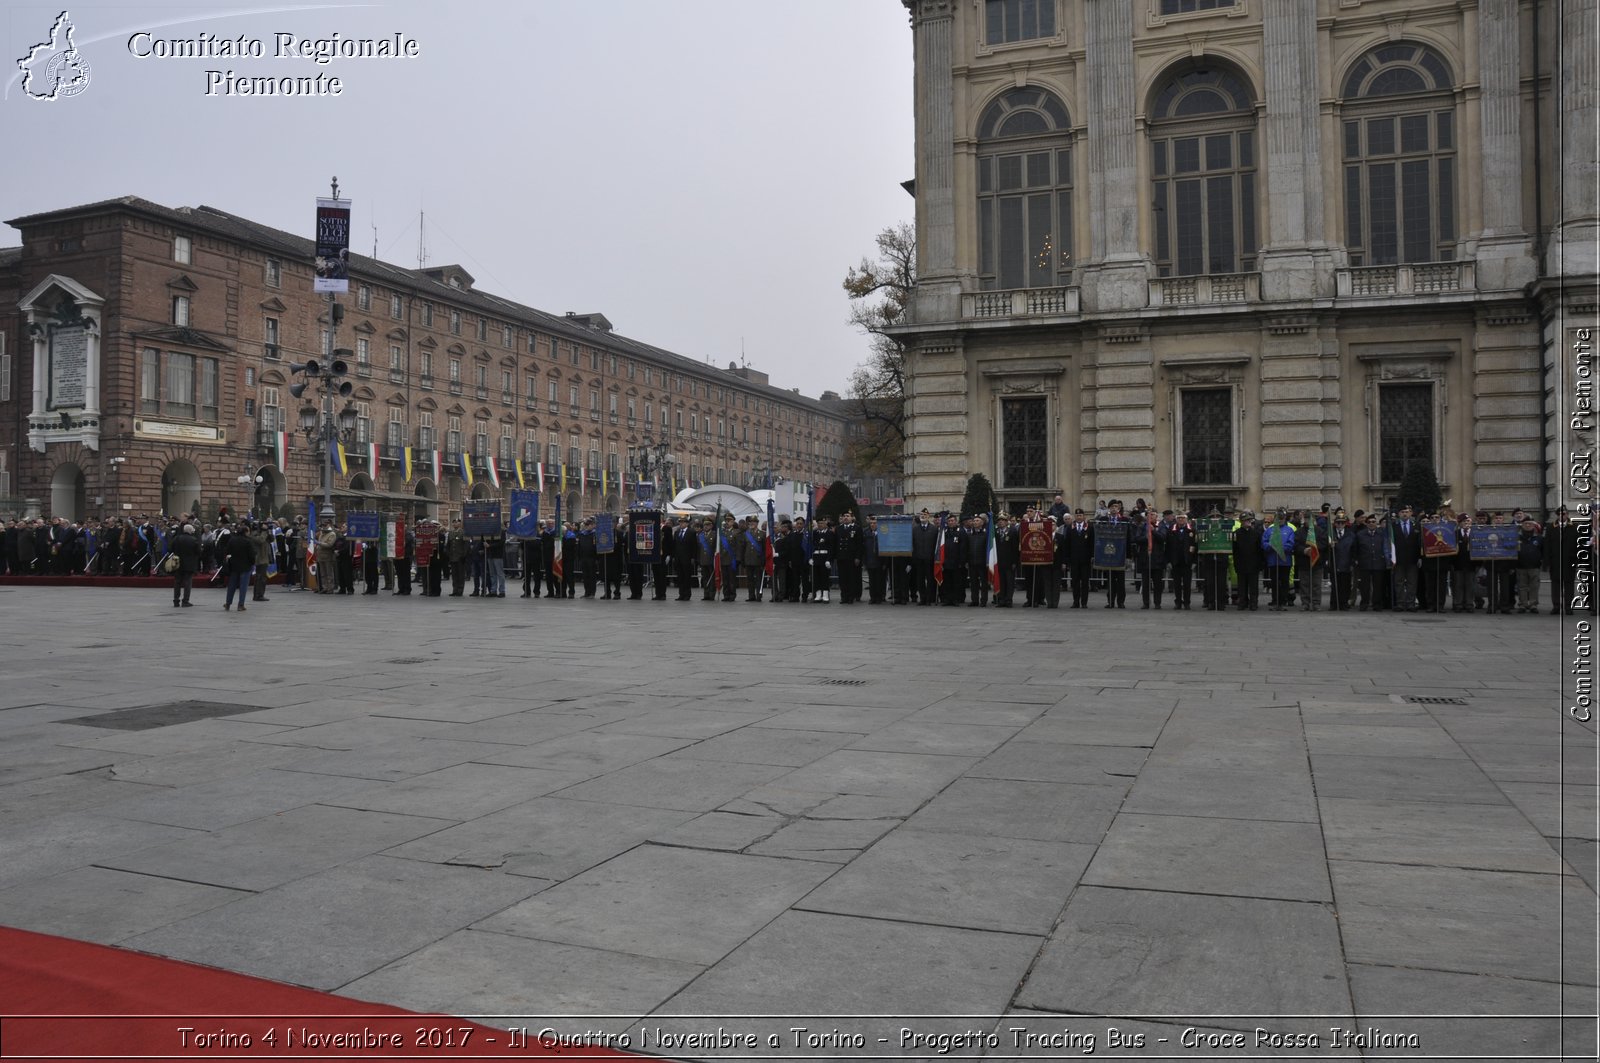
[
  {"x1": 1080, "y1": 0, "x2": 1148, "y2": 312},
  {"x1": 905, "y1": 0, "x2": 962, "y2": 324},
  {"x1": 1475, "y1": 0, "x2": 1536, "y2": 290},
  {"x1": 1257, "y1": 0, "x2": 1334, "y2": 301},
  {"x1": 904, "y1": 338, "x2": 969, "y2": 510},
  {"x1": 1548, "y1": 0, "x2": 1598, "y2": 278}
]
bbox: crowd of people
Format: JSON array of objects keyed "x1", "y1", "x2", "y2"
[{"x1": 2, "y1": 497, "x2": 1589, "y2": 617}]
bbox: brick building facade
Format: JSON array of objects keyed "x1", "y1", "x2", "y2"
[{"x1": 0, "y1": 197, "x2": 846, "y2": 523}]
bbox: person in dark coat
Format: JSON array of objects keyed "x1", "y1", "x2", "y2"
[
  {"x1": 1233, "y1": 512, "x2": 1264, "y2": 611},
  {"x1": 835, "y1": 511, "x2": 863, "y2": 604},
  {"x1": 168, "y1": 523, "x2": 201, "y2": 607},
  {"x1": 964, "y1": 513, "x2": 989, "y2": 608},
  {"x1": 1328, "y1": 512, "x2": 1357, "y2": 611},
  {"x1": 673, "y1": 516, "x2": 698, "y2": 601},
  {"x1": 994, "y1": 513, "x2": 1019, "y2": 608},
  {"x1": 223, "y1": 521, "x2": 257, "y2": 611},
  {"x1": 650, "y1": 516, "x2": 673, "y2": 601},
  {"x1": 1167, "y1": 512, "x2": 1198, "y2": 610},
  {"x1": 809, "y1": 517, "x2": 836, "y2": 604},
  {"x1": 778, "y1": 517, "x2": 806, "y2": 602},
  {"x1": 863, "y1": 516, "x2": 885, "y2": 604},
  {"x1": 1135, "y1": 510, "x2": 1168, "y2": 609},
  {"x1": 1390, "y1": 505, "x2": 1423, "y2": 611},
  {"x1": 1515, "y1": 517, "x2": 1544, "y2": 614},
  {"x1": 911, "y1": 510, "x2": 937, "y2": 606},
  {"x1": 1451, "y1": 512, "x2": 1477, "y2": 612},
  {"x1": 1353, "y1": 513, "x2": 1390, "y2": 610},
  {"x1": 1063, "y1": 511, "x2": 1094, "y2": 608},
  {"x1": 1546, "y1": 506, "x2": 1582, "y2": 615}
]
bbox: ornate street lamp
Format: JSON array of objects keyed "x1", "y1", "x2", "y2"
[{"x1": 627, "y1": 441, "x2": 673, "y2": 505}]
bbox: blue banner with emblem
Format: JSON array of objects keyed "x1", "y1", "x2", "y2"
[
  {"x1": 595, "y1": 513, "x2": 616, "y2": 554},
  {"x1": 344, "y1": 511, "x2": 381, "y2": 541},
  {"x1": 628, "y1": 509, "x2": 662, "y2": 564},
  {"x1": 462, "y1": 500, "x2": 502, "y2": 537},
  {"x1": 1468, "y1": 525, "x2": 1518, "y2": 560},
  {"x1": 510, "y1": 489, "x2": 540, "y2": 538},
  {"x1": 877, "y1": 514, "x2": 914, "y2": 557},
  {"x1": 1093, "y1": 520, "x2": 1128, "y2": 570}
]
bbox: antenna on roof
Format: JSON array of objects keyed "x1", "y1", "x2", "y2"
[
  {"x1": 372, "y1": 221, "x2": 378, "y2": 259},
  {"x1": 417, "y1": 210, "x2": 427, "y2": 269}
]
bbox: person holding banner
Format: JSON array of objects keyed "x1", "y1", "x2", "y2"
[
  {"x1": 1293, "y1": 509, "x2": 1323, "y2": 612},
  {"x1": 1329, "y1": 512, "x2": 1357, "y2": 611},
  {"x1": 1197, "y1": 511, "x2": 1231, "y2": 611},
  {"x1": 1261, "y1": 509, "x2": 1297, "y2": 611},
  {"x1": 1134, "y1": 510, "x2": 1168, "y2": 610}
]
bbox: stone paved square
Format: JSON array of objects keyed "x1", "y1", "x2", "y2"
[{"x1": 0, "y1": 586, "x2": 1593, "y2": 1058}]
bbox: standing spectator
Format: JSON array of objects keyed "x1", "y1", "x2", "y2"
[
  {"x1": 1515, "y1": 516, "x2": 1543, "y2": 614},
  {"x1": 168, "y1": 523, "x2": 200, "y2": 607},
  {"x1": 223, "y1": 521, "x2": 256, "y2": 611},
  {"x1": 250, "y1": 521, "x2": 272, "y2": 601}
]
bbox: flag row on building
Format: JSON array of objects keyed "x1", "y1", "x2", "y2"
[{"x1": 268, "y1": 439, "x2": 702, "y2": 494}]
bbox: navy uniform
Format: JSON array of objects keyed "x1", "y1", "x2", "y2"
[
  {"x1": 1167, "y1": 517, "x2": 1197, "y2": 610},
  {"x1": 810, "y1": 519, "x2": 836, "y2": 603},
  {"x1": 835, "y1": 515, "x2": 864, "y2": 604},
  {"x1": 1064, "y1": 514, "x2": 1094, "y2": 608},
  {"x1": 1234, "y1": 514, "x2": 1264, "y2": 611},
  {"x1": 938, "y1": 516, "x2": 967, "y2": 606},
  {"x1": 965, "y1": 515, "x2": 990, "y2": 607},
  {"x1": 1136, "y1": 515, "x2": 1169, "y2": 609},
  {"x1": 912, "y1": 513, "x2": 938, "y2": 605},
  {"x1": 994, "y1": 516, "x2": 1019, "y2": 607}
]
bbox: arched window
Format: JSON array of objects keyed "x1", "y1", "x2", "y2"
[
  {"x1": 976, "y1": 87, "x2": 1073, "y2": 290},
  {"x1": 1340, "y1": 43, "x2": 1457, "y2": 265},
  {"x1": 1148, "y1": 64, "x2": 1258, "y2": 276}
]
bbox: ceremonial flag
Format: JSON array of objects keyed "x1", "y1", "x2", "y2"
[
  {"x1": 273, "y1": 431, "x2": 290, "y2": 471},
  {"x1": 1386, "y1": 520, "x2": 1396, "y2": 566},
  {"x1": 933, "y1": 527, "x2": 946, "y2": 586},
  {"x1": 580, "y1": 466, "x2": 588, "y2": 496},
  {"x1": 670, "y1": 475, "x2": 678, "y2": 497},
  {"x1": 986, "y1": 511, "x2": 1000, "y2": 594},
  {"x1": 601, "y1": 468, "x2": 608, "y2": 497},
  {"x1": 552, "y1": 494, "x2": 565, "y2": 583},
  {"x1": 560, "y1": 464, "x2": 568, "y2": 494},
  {"x1": 712, "y1": 502, "x2": 724, "y2": 592},
  {"x1": 513, "y1": 458, "x2": 526, "y2": 488},
  {"x1": 535, "y1": 462, "x2": 545, "y2": 490},
  {"x1": 765, "y1": 499, "x2": 776, "y2": 576},
  {"x1": 485, "y1": 455, "x2": 501, "y2": 490},
  {"x1": 305, "y1": 499, "x2": 319, "y2": 591},
  {"x1": 459, "y1": 451, "x2": 474, "y2": 487},
  {"x1": 1304, "y1": 534, "x2": 1320, "y2": 570},
  {"x1": 367, "y1": 441, "x2": 380, "y2": 478},
  {"x1": 430, "y1": 450, "x2": 442, "y2": 485},
  {"x1": 403, "y1": 446, "x2": 414, "y2": 482},
  {"x1": 1268, "y1": 523, "x2": 1288, "y2": 564},
  {"x1": 332, "y1": 441, "x2": 348, "y2": 476}
]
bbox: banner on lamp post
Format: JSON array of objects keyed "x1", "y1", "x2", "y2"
[{"x1": 313, "y1": 197, "x2": 351, "y2": 294}]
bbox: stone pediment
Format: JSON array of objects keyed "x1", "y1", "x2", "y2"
[
  {"x1": 132, "y1": 325, "x2": 230, "y2": 352},
  {"x1": 20, "y1": 273, "x2": 104, "y2": 313}
]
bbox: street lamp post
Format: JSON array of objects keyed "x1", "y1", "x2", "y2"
[
  {"x1": 236, "y1": 469, "x2": 265, "y2": 519},
  {"x1": 626, "y1": 442, "x2": 673, "y2": 505}
]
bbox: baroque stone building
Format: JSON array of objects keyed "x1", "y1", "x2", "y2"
[
  {"x1": 0, "y1": 197, "x2": 845, "y2": 522},
  {"x1": 895, "y1": 0, "x2": 1597, "y2": 516}
]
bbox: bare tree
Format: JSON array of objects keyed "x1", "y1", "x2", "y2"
[{"x1": 842, "y1": 222, "x2": 915, "y2": 475}]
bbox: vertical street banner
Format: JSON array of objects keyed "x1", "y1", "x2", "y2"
[
  {"x1": 314, "y1": 197, "x2": 351, "y2": 293},
  {"x1": 510, "y1": 489, "x2": 540, "y2": 538}
]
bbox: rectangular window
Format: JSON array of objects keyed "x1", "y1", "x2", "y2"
[
  {"x1": 173, "y1": 235, "x2": 191, "y2": 264},
  {"x1": 260, "y1": 387, "x2": 280, "y2": 431},
  {"x1": 264, "y1": 316, "x2": 280, "y2": 356},
  {"x1": 1161, "y1": 0, "x2": 1236, "y2": 13},
  {"x1": 390, "y1": 344, "x2": 403, "y2": 370},
  {"x1": 166, "y1": 352, "x2": 195, "y2": 418},
  {"x1": 1180, "y1": 388, "x2": 1232, "y2": 485},
  {"x1": 140, "y1": 348, "x2": 161, "y2": 414},
  {"x1": 450, "y1": 311, "x2": 461, "y2": 335},
  {"x1": 356, "y1": 337, "x2": 370, "y2": 366},
  {"x1": 200, "y1": 358, "x2": 219, "y2": 422},
  {"x1": 265, "y1": 258, "x2": 280, "y2": 287},
  {"x1": 358, "y1": 284, "x2": 371, "y2": 311},
  {"x1": 171, "y1": 295, "x2": 190, "y2": 327},
  {"x1": 476, "y1": 364, "x2": 488, "y2": 389},
  {"x1": 503, "y1": 324, "x2": 514, "y2": 348},
  {"x1": 476, "y1": 318, "x2": 487, "y2": 341},
  {"x1": 449, "y1": 358, "x2": 461, "y2": 382},
  {"x1": 1379, "y1": 383, "x2": 1433, "y2": 483},
  {"x1": 549, "y1": 379, "x2": 559, "y2": 403},
  {"x1": 356, "y1": 401, "x2": 372, "y2": 444},
  {"x1": 502, "y1": 369, "x2": 513, "y2": 395},
  {"x1": 422, "y1": 302, "x2": 434, "y2": 326},
  {"x1": 985, "y1": 0, "x2": 1055, "y2": 45},
  {"x1": 391, "y1": 292, "x2": 403, "y2": 319},
  {"x1": 420, "y1": 352, "x2": 432, "y2": 379},
  {"x1": 1001, "y1": 396, "x2": 1048, "y2": 489}
]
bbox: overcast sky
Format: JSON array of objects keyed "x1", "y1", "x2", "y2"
[{"x1": 1, "y1": 0, "x2": 915, "y2": 397}]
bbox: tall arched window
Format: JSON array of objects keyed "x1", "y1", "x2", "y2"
[
  {"x1": 1149, "y1": 64, "x2": 1258, "y2": 276},
  {"x1": 976, "y1": 87, "x2": 1073, "y2": 291},
  {"x1": 1340, "y1": 43, "x2": 1457, "y2": 265}
]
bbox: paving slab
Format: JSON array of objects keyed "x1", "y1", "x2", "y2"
[
  {"x1": 1084, "y1": 813, "x2": 1332, "y2": 901},
  {"x1": 279, "y1": 737, "x2": 525, "y2": 782},
  {"x1": 0, "y1": 811, "x2": 203, "y2": 892},
  {"x1": 324, "y1": 762, "x2": 591, "y2": 821},
  {"x1": 122, "y1": 855, "x2": 546, "y2": 990},
  {"x1": 548, "y1": 756, "x2": 790, "y2": 811},
  {"x1": 476, "y1": 844, "x2": 837, "y2": 965},
  {"x1": 1017, "y1": 887, "x2": 1351, "y2": 1019},
  {"x1": 1330, "y1": 860, "x2": 1598, "y2": 985},
  {"x1": 342, "y1": 928, "x2": 698, "y2": 1035},
  {"x1": 383, "y1": 796, "x2": 696, "y2": 880},
  {"x1": 1309, "y1": 753, "x2": 1509, "y2": 805},
  {"x1": 773, "y1": 749, "x2": 979, "y2": 799},
  {"x1": 100, "y1": 768, "x2": 383, "y2": 831},
  {"x1": 745, "y1": 816, "x2": 900, "y2": 863},
  {"x1": 903, "y1": 778, "x2": 1123, "y2": 843},
  {"x1": 650, "y1": 810, "x2": 785, "y2": 852},
  {"x1": 1121, "y1": 763, "x2": 1319, "y2": 822},
  {"x1": 97, "y1": 803, "x2": 452, "y2": 891},
  {"x1": 0, "y1": 866, "x2": 248, "y2": 945},
  {"x1": 797, "y1": 828, "x2": 1092, "y2": 933},
  {"x1": 673, "y1": 726, "x2": 862, "y2": 766},
  {"x1": 1320, "y1": 797, "x2": 1569, "y2": 873}
]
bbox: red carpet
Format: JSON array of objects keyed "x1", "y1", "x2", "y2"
[{"x1": 0, "y1": 927, "x2": 647, "y2": 1060}]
